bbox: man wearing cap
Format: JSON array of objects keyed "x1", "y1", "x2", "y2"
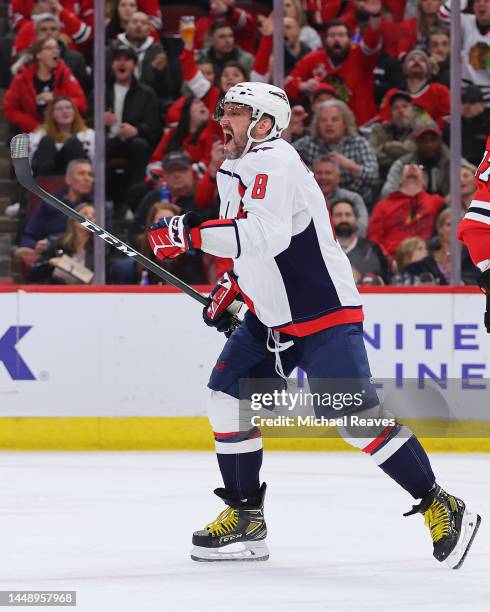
[
  {"x1": 444, "y1": 85, "x2": 490, "y2": 166},
  {"x1": 103, "y1": 44, "x2": 161, "y2": 195},
  {"x1": 370, "y1": 90, "x2": 417, "y2": 179},
  {"x1": 130, "y1": 151, "x2": 217, "y2": 246},
  {"x1": 381, "y1": 118, "x2": 450, "y2": 199}
]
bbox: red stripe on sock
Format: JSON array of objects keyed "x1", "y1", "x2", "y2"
[
  {"x1": 362, "y1": 424, "x2": 395, "y2": 454},
  {"x1": 214, "y1": 431, "x2": 240, "y2": 439}
]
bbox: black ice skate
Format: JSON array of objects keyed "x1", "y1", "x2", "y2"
[
  {"x1": 404, "y1": 484, "x2": 481, "y2": 569},
  {"x1": 191, "y1": 483, "x2": 269, "y2": 562}
]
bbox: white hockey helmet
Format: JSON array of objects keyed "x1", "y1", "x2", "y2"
[{"x1": 215, "y1": 81, "x2": 291, "y2": 156}]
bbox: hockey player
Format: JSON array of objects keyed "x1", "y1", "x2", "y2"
[
  {"x1": 458, "y1": 136, "x2": 490, "y2": 333},
  {"x1": 148, "y1": 82, "x2": 481, "y2": 567}
]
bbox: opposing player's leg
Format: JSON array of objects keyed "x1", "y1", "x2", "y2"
[
  {"x1": 300, "y1": 322, "x2": 481, "y2": 568},
  {"x1": 191, "y1": 311, "x2": 296, "y2": 562}
]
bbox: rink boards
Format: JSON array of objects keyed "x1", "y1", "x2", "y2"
[{"x1": 1, "y1": 285, "x2": 490, "y2": 451}]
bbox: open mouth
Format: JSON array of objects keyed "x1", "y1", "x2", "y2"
[{"x1": 223, "y1": 131, "x2": 234, "y2": 145}]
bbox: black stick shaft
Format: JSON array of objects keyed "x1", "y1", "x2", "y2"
[{"x1": 10, "y1": 133, "x2": 208, "y2": 305}]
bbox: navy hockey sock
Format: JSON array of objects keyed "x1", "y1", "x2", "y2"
[
  {"x1": 217, "y1": 448, "x2": 263, "y2": 502},
  {"x1": 376, "y1": 435, "x2": 436, "y2": 499}
]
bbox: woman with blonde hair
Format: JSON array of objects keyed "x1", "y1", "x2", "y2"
[
  {"x1": 29, "y1": 96, "x2": 95, "y2": 176},
  {"x1": 395, "y1": 236, "x2": 428, "y2": 273},
  {"x1": 404, "y1": 208, "x2": 479, "y2": 285},
  {"x1": 284, "y1": 0, "x2": 322, "y2": 50}
]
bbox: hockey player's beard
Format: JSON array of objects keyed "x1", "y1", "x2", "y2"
[{"x1": 223, "y1": 130, "x2": 249, "y2": 160}]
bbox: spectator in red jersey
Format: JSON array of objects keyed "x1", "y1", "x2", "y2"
[
  {"x1": 427, "y1": 27, "x2": 450, "y2": 87},
  {"x1": 284, "y1": 1, "x2": 384, "y2": 126},
  {"x1": 380, "y1": 49, "x2": 450, "y2": 128},
  {"x1": 293, "y1": 99, "x2": 379, "y2": 205},
  {"x1": 108, "y1": 11, "x2": 179, "y2": 100},
  {"x1": 382, "y1": 0, "x2": 408, "y2": 21},
  {"x1": 197, "y1": 21, "x2": 254, "y2": 82},
  {"x1": 194, "y1": 0, "x2": 257, "y2": 55},
  {"x1": 369, "y1": 163, "x2": 445, "y2": 256},
  {"x1": 396, "y1": 0, "x2": 444, "y2": 57},
  {"x1": 9, "y1": 0, "x2": 54, "y2": 33},
  {"x1": 9, "y1": 0, "x2": 92, "y2": 48},
  {"x1": 381, "y1": 119, "x2": 450, "y2": 197},
  {"x1": 284, "y1": 0, "x2": 322, "y2": 50},
  {"x1": 11, "y1": 13, "x2": 89, "y2": 91},
  {"x1": 4, "y1": 36, "x2": 87, "y2": 132},
  {"x1": 11, "y1": 0, "x2": 92, "y2": 57},
  {"x1": 149, "y1": 96, "x2": 221, "y2": 168}
]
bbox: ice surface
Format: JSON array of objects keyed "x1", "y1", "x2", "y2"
[{"x1": 0, "y1": 451, "x2": 489, "y2": 612}]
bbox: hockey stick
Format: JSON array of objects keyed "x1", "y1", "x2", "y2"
[{"x1": 10, "y1": 133, "x2": 241, "y2": 328}]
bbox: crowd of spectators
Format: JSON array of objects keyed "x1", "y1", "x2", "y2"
[{"x1": 1, "y1": 0, "x2": 489, "y2": 287}]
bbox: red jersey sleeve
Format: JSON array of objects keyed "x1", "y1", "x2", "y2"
[
  {"x1": 458, "y1": 137, "x2": 490, "y2": 269},
  {"x1": 150, "y1": 130, "x2": 172, "y2": 163},
  {"x1": 8, "y1": 0, "x2": 32, "y2": 32},
  {"x1": 195, "y1": 171, "x2": 218, "y2": 209},
  {"x1": 284, "y1": 50, "x2": 325, "y2": 100},
  {"x1": 253, "y1": 35, "x2": 273, "y2": 76}
]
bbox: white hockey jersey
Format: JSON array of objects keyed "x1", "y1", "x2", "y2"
[
  {"x1": 440, "y1": 6, "x2": 490, "y2": 107},
  {"x1": 199, "y1": 138, "x2": 363, "y2": 336}
]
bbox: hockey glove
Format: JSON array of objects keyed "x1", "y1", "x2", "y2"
[
  {"x1": 203, "y1": 271, "x2": 242, "y2": 337},
  {"x1": 148, "y1": 212, "x2": 202, "y2": 261},
  {"x1": 478, "y1": 269, "x2": 490, "y2": 333}
]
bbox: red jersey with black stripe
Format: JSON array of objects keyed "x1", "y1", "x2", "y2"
[{"x1": 458, "y1": 136, "x2": 490, "y2": 270}]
